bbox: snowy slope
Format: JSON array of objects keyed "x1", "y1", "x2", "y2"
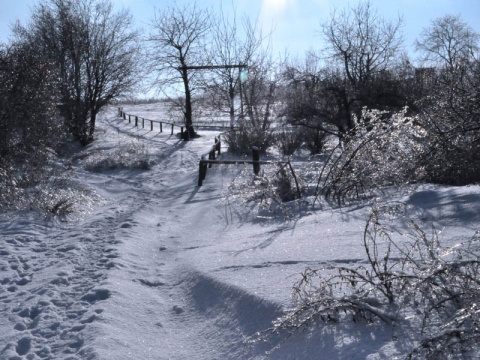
[{"x1": 1, "y1": 106, "x2": 479, "y2": 359}]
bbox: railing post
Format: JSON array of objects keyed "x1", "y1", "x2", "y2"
[
  {"x1": 215, "y1": 136, "x2": 221, "y2": 155},
  {"x1": 208, "y1": 148, "x2": 215, "y2": 168},
  {"x1": 198, "y1": 159, "x2": 207, "y2": 186},
  {"x1": 252, "y1": 146, "x2": 260, "y2": 175},
  {"x1": 123, "y1": 112, "x2": 126, "y2": 120},
  {"x1": 150, "y1": 121, "x2": 153, "y2": 131},
  {"x1": 171, "y1": 124, "x2": 174, "y2": 135},
  {"x1": 160, "y1": 122, "x2": 163, "y2": 133},
  {"x1": 135, "y1": 116, "x2": 138, "y2": 127},
  {"x1": 142, "y1": 118, "x2": 145, "y2": 128}
]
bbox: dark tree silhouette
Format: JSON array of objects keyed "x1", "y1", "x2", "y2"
[
  {"x1": 15, "y1": 0, "x2": 140, "y2": 145},
  {"x1": 148, "y1": 2, "x2": 213, "y2": 137}
]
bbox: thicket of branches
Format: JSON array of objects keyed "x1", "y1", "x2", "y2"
[
  {"x1": 258, "y1": 206, "x2": 480, "y2": 358},
  {"x1": 275, "y1": 7, "x2": 479, "y2": 205}
]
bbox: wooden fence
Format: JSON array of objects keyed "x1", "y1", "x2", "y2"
[
  {"x1": 198, "y1": 136, "x2": 222, "y2": 186},
  {"x1": 118, "y1": 107, "x2": 186, "y2": 136},
  {"x1": 198, "y1": 143, "x2": 301, "y2": 201}
]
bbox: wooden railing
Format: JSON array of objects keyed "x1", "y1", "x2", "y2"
[
  {"x1": 198, "y1": 136, "x2": 222, "y2": 186},
  {"x1": 118, "y1": 107, "x2": 185, "y2": 136}
]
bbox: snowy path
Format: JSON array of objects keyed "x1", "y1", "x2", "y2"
[
  {"x1": 0, "y1": 112, "x2": 281, "y2": 359},
  {"x1": 83, "y1": 125, "x2": 281, "y2": 359}
]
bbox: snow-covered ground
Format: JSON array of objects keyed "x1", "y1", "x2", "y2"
[{"x1": 1, "y1": 106, "x2": 479, "y2": 359}]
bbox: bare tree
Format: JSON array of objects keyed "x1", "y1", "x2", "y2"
[
  {"x1": 413, "y1": 15, "x2": 480, "y2": 185},
  {"x1": 320, "y1": 0, "x2": 404, "y2": 128},
  {"x1": 148, "y1": 2, "x2": 213, "y2": 137},
  {"x1": 224, "y1": 49, "x2": 278, "y2": 154},
  {"x1": 415, "y1": 14, "x2": 479, "y2": 72},
  {"x1": 207, "y1": 7, "x2": 263, "y2": 127},
  {"x1": 280, "y1": 52, "x2": 352, "y2": 137},
  {"x1": 15, "y1": 0, "x2": 140, "y2": 145},
  {"x1": 321, "y1": 0, "x2": 403, "y2": 88}
]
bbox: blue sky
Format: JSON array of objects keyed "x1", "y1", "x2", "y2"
[{"x1": 1, "y1": 0, "x2": 479, "y2": 60}]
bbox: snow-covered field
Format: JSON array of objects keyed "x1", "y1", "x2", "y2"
[{"x1": 1, "y1": 105, "x2": 479, "y2": 359}]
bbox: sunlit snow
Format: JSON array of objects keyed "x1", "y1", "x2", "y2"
[{"x1": 1, "y1": 105, "x2": 479, "y2": 359}]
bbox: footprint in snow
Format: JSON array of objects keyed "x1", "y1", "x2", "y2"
[
  {"x1": 81, "y1": 289, "x2": 111, "y2": 304},
  {"x1": 172, "y1": 305, "x2": 184, "y2": 314},
  {"x1": 15, "y1": 277, "x2": 31, "y2": 286},
  {"x1": 15, "y1": 336, "x2": 31, "y2": 356},
  {"x1": 137, "y1": 279, "x2": 165, "y2": 287}
]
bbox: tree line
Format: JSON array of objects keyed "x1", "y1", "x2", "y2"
[{"x1": 1, "y1": 0, "x2": 479, "y2": 210}]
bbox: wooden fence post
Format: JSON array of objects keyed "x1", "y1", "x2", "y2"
[
  {"x1": 135, "y1": 116, "x2": 138, "y2": 127},
  {"x1": 216, "y1": 136, "x2": 221, "y2": 155},
  {"x1": 208, "y1": 147, "x2": 215, "y2": 168},
  {"x1": 252, "y1": 146, "x2": 260, "y2": 175},
  {"x1": 198, "y1": 159, "x2": 207, "y2": 186},
  {"x1": 171, "y1": 124, "x2": 174, "y2": 135},
  {"x1": 123, "y1": 112, "x2": 126, "y2": 120},
  {"x1": 142, "y1": 118, "x2": 145, "y2": 128},
  {"x1": 160, "y1": 122, "x2": 163, "y2": 133},
  {"x1": 150, "y1": 121, "x2": 153, "y2": 131}
]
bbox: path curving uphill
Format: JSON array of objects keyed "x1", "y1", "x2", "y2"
[{"x1": 0, "y1": 108, "x2": 282, "y2": 359}]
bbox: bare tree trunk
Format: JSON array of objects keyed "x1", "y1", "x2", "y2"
[{"x1": 181, "y1": 67, "x2": 194, "y2": 136}]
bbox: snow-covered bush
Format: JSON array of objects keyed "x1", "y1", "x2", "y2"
[
  {"x1": 223, "y1": 122, "x2": 275, "y2": 155},
  {"x1": 226, "y1": 162, "x2": 301, "y2": 218},
  {"x1": 0, "y1": 160, "x2": 98, "y2": 218},
  {"x1": 29, "y1": 175, "x2": 99, "y2": 218},
  {"x1": 317, "y1": 107, "x2": 427, "y2": 203},
  {"x1": 0, "y1": 165, "x2": 17, "y2": 210},
  {"x1": 274, "y1": 127, "x2": 327, "y2": 156},
  {"x1": 264, "y1": 205, "x2": 480, "y2": 358},
  {"x1": 84, "y1": 141, "x2": 152, "y2": 172},
  {"x1": 302, "y1": 128, "x2": 327, "y2": 155},
  {"x1": 418, "y1": 91, "x2": 480, "y2": 186},
  {"x1": 275, "y1": 128, "x2": 304, "y2": 156},
  {"x1": 0, "y1": 38, "x2": 70, "y2": 215}
]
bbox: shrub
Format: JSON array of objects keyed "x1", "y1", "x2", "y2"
[
  {"x1": 226, "y1": 162, "x2": 301, "y2": 218},
  {"x1": 84, "y1": 141, "x2": 152, "y2": 172},
  {"x1": 316, "y1": 107, "x2": 427, "y2": 203},
  {"x1": 29, "y1": 175, "x2": 98, "y2": 218},
  {"x1": 223, "y1": 123, "x2": 275, "y2": 155},
  {"x1": 418, "y1": 91, "x2": 480, "y2": 185},
  {"x1": 262, "y1": 205, "x2": 480, "y2": 358},
  {"x1": 0, "y1": 160, "x2": 98, "y2": 218},
  {"x1": 302, "y1": 128, "x2": 327, "y2": 155},
  {"x1": 275, "y1": 127, "x2": 304, "y2": 156}
]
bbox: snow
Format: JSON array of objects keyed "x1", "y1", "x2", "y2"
[{"x1": 1, "y1": 105, "x2": 479, "y2": 359}]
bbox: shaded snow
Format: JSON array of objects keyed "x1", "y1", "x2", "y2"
[{"x1": 1, "y1": 106, "x2": 479, "y2": 359}]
